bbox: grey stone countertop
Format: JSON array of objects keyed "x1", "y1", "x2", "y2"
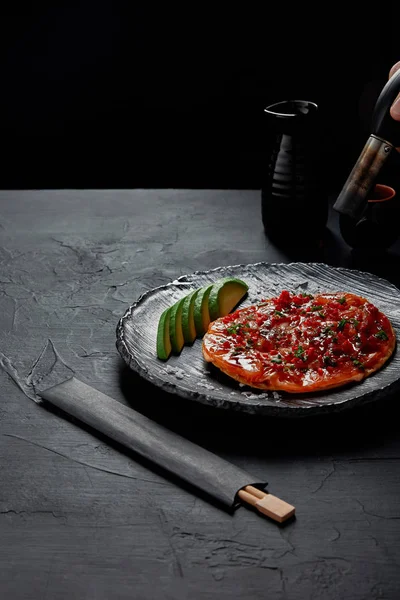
[{"x1": 1, "y1": 189, "x2": 400, "y2": 600}]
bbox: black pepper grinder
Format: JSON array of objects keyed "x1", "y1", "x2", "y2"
[
  {"x1": 333, "y1": 67, "x2": 400, "y2": 224},
  {"x1": 261, "y1": 100, "x2": 328, "y2": 248}
]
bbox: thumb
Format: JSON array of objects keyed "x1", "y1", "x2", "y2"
[
  {"x1": 388, "y1": 62, "x2": 400, "y2": 151},
  {"x1": 390, "y1": 93, "x2": 400, "y2": 121},
  {"x1": 389, "y1": 60, "x2": 400, "y2": 79},
  {"x1": 389, "y1": 61, "x2": 400, "y2": 120}
]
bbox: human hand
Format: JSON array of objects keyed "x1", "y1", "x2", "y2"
[
  {"x1": 389, "y1": 61, "x2": 400, "y2": 122},
  {"x1": 388, "y1": 61, "x2": 400, "y2": 152}
]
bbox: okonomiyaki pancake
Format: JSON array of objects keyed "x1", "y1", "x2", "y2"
[{"x1": 202, "y1": 290, "x2": 396, "y2": 393}]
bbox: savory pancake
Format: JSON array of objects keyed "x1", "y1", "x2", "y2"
[{"x1": 202, "y1": 290, "x2": 396, "y2": 393}]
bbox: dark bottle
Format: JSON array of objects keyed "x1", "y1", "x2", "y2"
[{"x1": 261, "y1": 100, "x2": 328, "y2": 248}]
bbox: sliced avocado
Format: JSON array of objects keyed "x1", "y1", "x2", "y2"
[
  {"x1": 208, "y1": 277, "x2": 249, "y2": 321},
  {"x1": 181, "y1": 288, "x2": 200, "y2": 344},
  {"x1": 193, "y1": 283, "x2": 214, "y2": 337},
  {"x1": 156, "y1": 306, "x2": 172, "y2": 360},
  {"x1": 157, "y1": 277, "x2": 248, "y2": 360},
  {"x1": 169, "y1": 296, "x2": 186, "y2": 354}
]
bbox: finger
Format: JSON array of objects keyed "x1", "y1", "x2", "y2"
[
  {"x1": 388, "y1": 62, "x2": 400, "y2": 120},
  {"x1": 390, "y1": 92, "x2": 400, "y2": 121},
  {"x1": 388, "y1": 62, "x2": 400, "y2": 151},
  {"x1": 389, "y1": 61, "x2": 400, "y2": 79}
]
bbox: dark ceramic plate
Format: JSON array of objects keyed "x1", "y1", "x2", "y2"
[{"x1": 116, "y1": 262, "x2": 400, "y2": 417}]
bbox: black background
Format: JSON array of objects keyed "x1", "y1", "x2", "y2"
[{"x1": 1, "y1": 2, "x2": 400, "y2": 191}]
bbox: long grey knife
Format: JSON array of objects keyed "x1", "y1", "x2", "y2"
[{"x1": 38, "y1": 374, "x2": 295, "y2": 522}]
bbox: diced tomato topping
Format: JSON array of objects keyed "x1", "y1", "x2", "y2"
[
  {"x1": 273, "y1": 290, "x2": 292, "y2": 309},
  {"x1": 339, "y1": 340, "x2": 354, "y2": 355},
  {"x1": 292, "y1": 358, "x2": 306, "y2": 369},
  {"x1": 360, "y1": 304, "x2": 379, "y2": 333},
  {"x1": 258, "y1": 338, "x2": 273, "y2": 352},
  {"x1": 305, "y1": 347, "x2": 317, "y2": 362},
  {"x1": 256, "y1": 315, "x2": 268, "y2": 326},
  {"x1": 222, "y1": 313, "x2": 236, "y2": 323},
  {"x1": 292, "y1": 293, "x2": 313, "y2": 305},
  {"x1": 361, "y1": 335, "x2": 380, "y2": 353},
  {"x1": 326, "y1": 307, "x2": 339, "y2": 320}
]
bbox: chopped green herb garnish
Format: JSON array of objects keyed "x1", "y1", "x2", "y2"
[
  {"x1": 301, "y1": 293, "x2": 314, "y2": 299},
  {"x1": 323, "y1": 356, "x2": 337, "y2": 367},
  {"x1": 294, "y1": 346, "x2": 305, "y2": 359},
  {"x1": 337, "y1": 318, "x2": 348, "y2": 331},
  {"x1": 311, "y1": 305, "x2": 323, "y2": 311},
  {"x1": 271, "y1": 357, "x2": 282, "y2": 364},
  {"x1": 231, "y1": 346, "x2": 245, "y2": 356},
  {"x1": 323, "y1": 326, "x2": 333, "y2": 334},
  {"x1": 338, "y1": 297, "x2": 346, "y2": 304},
  {"x1": 350, "y1": 319, "x2": 360, "y2": 327},
  {"x1": 375, "y1": 330, "x2": 388, "y2": 341},
  {"x1": 318, "y1": 311, "x2": 326, "y2": 319},
  {"x1": 352, "y1": 358, "x2": 365, "y2": 369},
  {"x1": 274, "y1": 310, "x2": 285, "y2": 317},
  {"x1": 332, "y1": 336, "x2": 338, "y2": 343},
  {"x1": 227, "y1": 324, "x2": 242, "y2": 334}
]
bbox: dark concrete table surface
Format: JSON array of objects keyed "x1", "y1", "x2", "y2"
[{"x1": 1, "y1": 189, "x2": 400, "y2": 600}]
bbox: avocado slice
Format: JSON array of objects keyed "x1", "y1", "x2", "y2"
[
  {"x1": 193, "y1": 283, "x2": 214, "y2": 337},
  {"x1": 156, "y1": 306, "x2": 172, "y2": 360},
  {"x1": 156, "y1": 277, "x2": 249, "y2": 360},
  {"x1": 181, "y1": 288, "x2": 200, "y2": 344},
  {"x1": 169, "y1": 296, "x2": 186, "y2": 354},
  {"x1": 208, "y1": 277, "x2": 249, "y2": 321}
]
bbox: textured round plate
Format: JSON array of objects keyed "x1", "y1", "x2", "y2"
[{"x1": 116, "y1": 262, "x2": 400, "y2": 417}]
